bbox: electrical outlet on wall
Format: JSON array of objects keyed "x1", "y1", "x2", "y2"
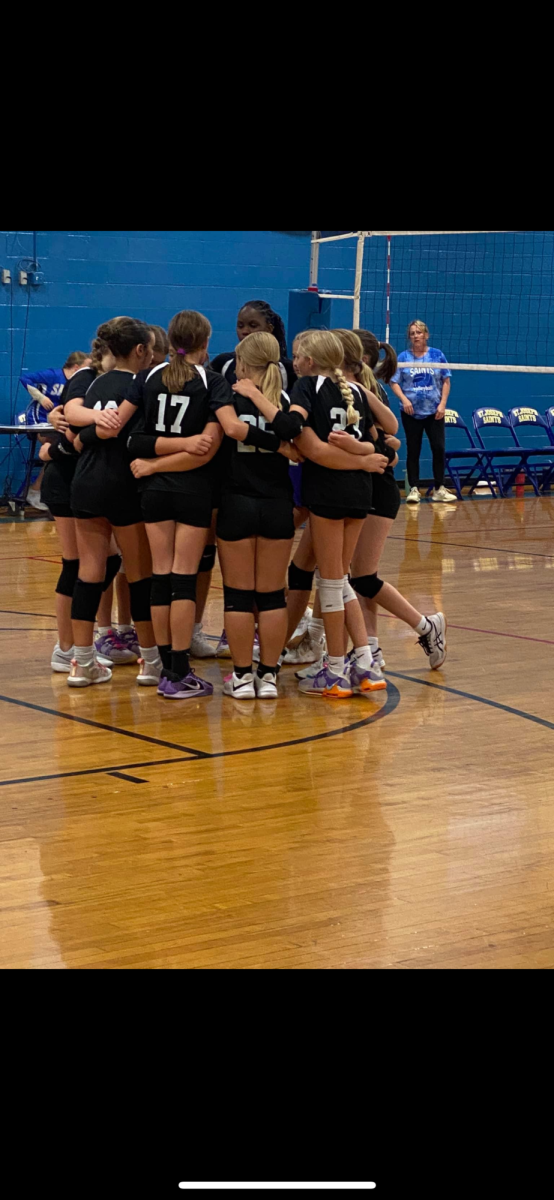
[
  {"x1": 1, "y1": 268, "x2": 11, "y2": 284},
  {"x1": 19, "y1": 270, "x2": 28, "y2": 286}
]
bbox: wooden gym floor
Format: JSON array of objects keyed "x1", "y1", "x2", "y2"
[{"x1": 1, "y1": 494, "x2": 554, "y2": 970}]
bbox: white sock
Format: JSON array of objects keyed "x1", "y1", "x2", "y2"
[
  {"x1": 116, "y1": 624, "x2": 133, "y2": 634},
  {"x1": 328, "y1": 654, "x2": 345, "y2": 676},
  {"x1": 368, "y1": 636, "x2": 379, "y2": 652},
  {"x1": 97, "y1": 626, "x2": 111, "y2": 637},
  {"x1": 309, "y1": 617, "x2": 325, "y2": 641},
  {"x1": 140, "y1": 645, "x2": 161, "y2": 664},
  {"x1": 354, "y1": 645, "x2": 373, "y2": 671},
  {"x1": 416, "y1": 616, "x2": 432, "y2": 636},
  {"x1": 75, "y1": 645, "x2": 94, "y2": 666}
]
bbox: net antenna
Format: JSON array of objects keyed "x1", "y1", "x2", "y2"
[{"x1": 309, "y1": 231, "x2": 554, "y2": 372}]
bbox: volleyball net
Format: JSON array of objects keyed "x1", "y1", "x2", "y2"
[{"x1": 310, "y1": 231, "x2": 554, "y2": 374}]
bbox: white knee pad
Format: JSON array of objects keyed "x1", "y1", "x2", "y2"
[
  {"x1": 343, "y1": 575, "x2": 357, "y2": 605},
  {"x1": 316, "y1": 576, "x2": 345, "y2": 613}
]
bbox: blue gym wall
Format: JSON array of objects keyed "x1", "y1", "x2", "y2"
[{"x1": 2, "y1": 229, "x2": 553, "y2": 488}]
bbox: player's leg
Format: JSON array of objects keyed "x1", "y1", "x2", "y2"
[
  {"x1": 340, "y1": 518, "x2": 387, "y2": 694},
  {"x1": 192, "y1": 509, "x2": 217, "y2": 658},
  {"x1": 254, "y1": 535, "x2": 293, "y2": 698},
  {"x1": 164, "y1": 522, "x2": 213, "y2": 699},
  {"x1": 217, "y1": 536, "x2": 257, "y2": 700},
  {"x1": 52, "y1": 516, "x2": 79, "y2": 671},
  {"x1": 299, "y1": 515, "x2": 352, "y2": 697},
  {"x1": 69, "y1": 516, "x2": 113, "y2": 687},
  {"x1": 114, "y1": 522, "x2": 161, "y2": 686},
  {"x1": 351, "y1": 514, "x2": 393, "y2": 672},
  {"x1": 143, "y1": 519, "x2": 175, "y2": 690}
]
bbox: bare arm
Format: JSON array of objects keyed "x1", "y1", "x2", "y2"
[
  {"x1": 65, "y1": 396, "x2": 121, "y2": 431},
  {"x1": 359, "y1": 385, "x2": 399, "y2": 434},
  {"x1": 296, "y1": 427, "x2": 387, "y2": 473},
  {"x1": 130, "y1": 425, "x2": 223, "y2": 479},
  {"x1": 217, "y1": 404, "x2": 258, "y2": 443}
]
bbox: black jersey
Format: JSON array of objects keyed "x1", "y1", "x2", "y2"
[
  {"x1": 211, "y1": 352, "x2": 296, "y2": 394},
  {"x1": 127, "y1": 362, "x2": 233, "y2": 495},
  {"x1": 223, "y1": 390, "x2": 294, "y2": 501},
  {"x1": 71, "y1": 370, "x2": 140, "y2": 516},
  {"x1": 42, "y1": 368, "x2": 97, "y2": 507},
  {"x1": 291, "y1": 375, "x2": 374, "y2": 510}
]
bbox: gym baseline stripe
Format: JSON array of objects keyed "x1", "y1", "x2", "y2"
[
  {"x1": 387, "y1": 671, "x2": 554, "y2": 732},
  {"x1": 389, "y1": 535, "x2": 554, "y2": 559}
]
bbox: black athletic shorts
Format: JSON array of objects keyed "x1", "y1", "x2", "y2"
[
  {"x1": 370, "y1": 472, "x2": 401, "y2": 521},
  {"x1": 49, "y1": 503, "x2": 74, "y2": 519},
  {"x1": 217, "y1": 492, "x2": 295, "y2": 542},
  {"x1": 73, "y1": 496, "x2": 143, "y2": 528},
  {"x1": 141, "y1": 489, "x2": 213, "y2": 529},
  {"x1": 309, "y1": 504, "x2": 370, "y2": 521}
]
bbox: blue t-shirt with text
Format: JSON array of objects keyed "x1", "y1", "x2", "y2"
[{"x1": 392, "y1": 349, "x2": 451, "y2": 418}]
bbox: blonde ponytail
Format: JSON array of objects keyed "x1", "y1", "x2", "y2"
[
  {"x1": 334, "y1": 367, "x2": 359, "y2": 427},
  {"x1": 235, "y1": 332, "x2": 283, "y2": 409},
  {"x1": 360, "y1": 362, "x2": 379, "y2": 395}
]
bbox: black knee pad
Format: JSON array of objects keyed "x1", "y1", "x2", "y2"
[
  {"x1": 129, "y1": 576, "x2": 152, "y2": 623},
  {"x1": 71, "y1": 579, "x2": 103, "y2": 622},
  {"x1": 255, "y1": 588, "x2": 287, "y2": 613},
  {"x1": 351, "y1": 573, "x2": 384, "y2": 600},
  {"x1": 288, "y1": 562, "x2": 314, "y2": 592},
  {"x1": 151, "y1": 573, "x2": 173, "y2": 608},
  {"x1": 224, "y1": 586, "x2": 256, "y2": 613},
  {"x1": 171, "y1": 573, "x2": 197, "y2": 604},
  {"x1": 199, "y1": 545, "x2": 216, "y2": 573},
  {"x1": 102, "y1": 553, "x2": 122, "y2": 593},
  {"x1": 56, "y1": 558, "x2": 79, "y2": 599}
]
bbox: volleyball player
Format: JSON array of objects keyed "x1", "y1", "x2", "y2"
[
  {"x1": 115, "y1": 310, "x2": 231, "y2": 699},
  {"x1": 40, "y1": 336, "x2": 133, "y2": 673},
  {"x1": 149, "y1": 325, "x2": 170, "y2": 366},
  {"x1": 214, "y1": 332, "x2": 302, "y2": 699},
  {"x1": 211, "y1": 300, "x2": 296, "y2": 392},
  {"x1": 281, "y1": 331, "x2": 389, "y2": 697},
  {"x1": 64, "y1": 318, "x2": 160, "y2": 688},
  {"x1": 21, "y1": 351, "x2": 90, "y2": 510}
]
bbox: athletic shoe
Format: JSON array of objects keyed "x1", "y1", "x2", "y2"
[
  {"x1": 283, "y1": 631, "x2": 325, "y2": 665},
  {"x1": 164, "y1": 670, "x2": 214, "y2": 699},
  {"x1": 372, "y1": 646, "x2": 386, "y2": 671},
  {"x1": 406, "y1": 487, "x2": 421, "y2": 504},
  {"x1": 255, "y1": 671, "x2": 278, "y2": 699},
  {"x1": 418, "y1": 613, "x2": 448, "y2": 669},
  {"x1": 216, "y1": 630, "x2": 232, "y2": 658},
  {"x1": 348, "y1": 659, "x2": 387, "y2": 694},
  {"x1": 431, "y1": 486, "x2": 457, "y2": 503},
  {"x1": 223, "y1": 672, "x2": 256, "y2": 700},
  {"x1": 190, "y1": 626, "x2": 216, "y2": 658},
  {"x1": 136, "y1": 656, "x2": 163, "y2": 687},
  {"x1": 252, "y1": 632, "x2": 261, "y2": 663},
  {"x1": 67, "y1": 658, "x2": 112, "y2": 688},
  {"x1": 51, "y1": 644, "x2": 75, "y2": 674},
  {"x1": 117, "y1": 629, "x2": 140, "y2": 658},
  {"x1": 95, "y1": 631, "x2": 137, "y2": 665},
  {"x1": 157, "y1": 673, "x2": 170, "y2": 696},
  {"x1": 298, "y1": 664, "x2": 352, "y2": 698},
  {"x1": 296, "y1": 654, "x2": 325, "y2": 681},
  {"x1": 289, "y1": 606, "x2": 313, "y2": 648},
  {"x1": 27, "y1": 489, "x2": 49, "y2": 512}
]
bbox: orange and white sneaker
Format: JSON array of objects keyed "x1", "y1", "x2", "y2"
[
  {"x1": 298, "y1": 664, "x2": 352, "y2": 698},
  {"x1": 348, "y1": 659, "x2": 387, "y2": 694},
  {"x1": 67, "y1": 658, "x2": 112, "y2": 688}
]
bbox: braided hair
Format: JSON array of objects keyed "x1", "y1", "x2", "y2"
[
  {"x1": 240, "y1": 300, "x2": 288, "y2": 358},
  {"x1": 295, "y1": 330, "x2": 359, "y2": 426}
]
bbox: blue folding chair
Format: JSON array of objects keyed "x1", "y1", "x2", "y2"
[
  {"x1": 543, "y1": 409, "x2": 554, "y2": 491},
  {"x1": 472, "y1": 408, "x2": 530, "y2": 498},
  {"x1": 427, "y1": 409, "x2": 486, "y2": 500},
  {"x1": 509, "y1": 408, "x2": 554, "y2": 496}
]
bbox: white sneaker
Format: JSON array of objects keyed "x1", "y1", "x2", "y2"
[
  {"x1": 418, "y1": 613, "x2": 447, "y2": 669},
  {"x1": 431, "y1": 486, "x2": 457, "y2": 503},
  {"x1": 255, "y1": 671, "x2": 278, "y2": 699},
  {"x1": 51, "y1": 644, "x2": 75, "y2": 674},
  {"x1": 223, "y1": 671, "x2": 256, "y2": 700},
  {"x1": 288, "y1": 607, "x2": 313, "y2": 649},
  {"x1": 406, "y1": 487, "x2": 421, "y2": 504},
  {"x1": 136, "y1": 656, "x2": 163, "y2": 686},
  {"x1": 295, "y1": 654, "x2": 326, "y2": 681},
  {"x1": 68, "y1": 658, "x2": 112, "y2": 688},
  {"x1": 283, "y1": 631, "x2": 325, "y2": 665},
  {"x1": 190, "y1": 626, "x2": 216, "y2": 658},
  {"x1": 27, "y1": 489, "x2": 49, "y2": 512}
]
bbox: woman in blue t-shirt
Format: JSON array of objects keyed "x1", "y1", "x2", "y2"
[{"x1": 391, "y1": 320, "x2": 456, "y2": 503}]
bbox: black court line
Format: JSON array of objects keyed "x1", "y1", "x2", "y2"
[
  {"x1": 0, "y1": 692, "x2": 211, "y2": 757},
  {"x1": 0, "y1": 627, "x2": 58, "y2": 632},
  {"x1": 387, "y1": 671, "x2": 554, "y2": 733},
  {"x1": 0, "y1": 686, "x2": 400, "y2": 788},
  {"x1": 0, "y1": 608, "x2": 56, "y2": 619},
  {"x1": 108, "y1": 771, "x2": 148, "y2": 784},
  {"x1": 388, "y1": 535, "x2": 554, "y2": 559}
]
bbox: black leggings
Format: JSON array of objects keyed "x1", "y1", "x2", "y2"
[{"x1": 401, "y1": 412, "x2": 446, "y2": 489}]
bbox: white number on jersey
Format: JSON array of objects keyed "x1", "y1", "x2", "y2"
[
  {"x1": 330, "y1": 407, "x2": 362, "y2": 440},
  {"x1": 237, "y1": 413, "x2": 272, "y2": 453},
  {"x1": 156, "y1": 394, "x2": 190, "y2": 435},
  {"x1": 93, "y1": 400, "x2": 119, "y2": 411}
]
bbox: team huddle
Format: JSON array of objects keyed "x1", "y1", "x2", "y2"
[{"x1": 38, "y1": 300, "x2": 447, "y2": 702}]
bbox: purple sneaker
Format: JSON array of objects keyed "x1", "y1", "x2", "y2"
[
  {"x1": 94, "y1": 630, "x2": 137, "y2": 665},
  {"x1": 117, "y1": 629, "x2": 140, "y2": 659},
  {"x1": 216, "y1": 630, "x2": 231, "y2": 658},
  {"x1": 157, "y1": 673, "x2": 170, "y2": 696},
  {"x1": 164, "y1": 670, "x2": 214, "y2": 700},
  {"x1": 298, "y1": 664, "x2": 352, "y2": 698},
  {"x1": 348, "y1": 659, "x2": 387, "y2": 694}
]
